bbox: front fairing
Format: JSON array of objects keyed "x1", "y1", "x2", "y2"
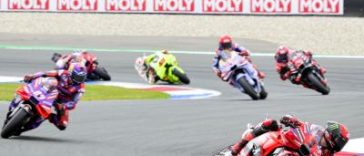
[
  {"x1": 24, "y1": 77, "x2": 58, "y2": 118},
  {"x1": 240, "y1": 131, "x2": 283, "y2": 156},
  {"x1": 220, "y1": 53, "x2": 248, "y2": 79},
  {"x1": 151, "y1": 54, "x2": 185, "y2": 83}
]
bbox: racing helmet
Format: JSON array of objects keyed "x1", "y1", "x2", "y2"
[
  {"x1": 275, "y1": 46, "x2": 290, "y2": 63},
  {"x1": 219, "y1": 34, "x2": 233, "y2": 50},
  {"x1": 161, "y1": 49, "x2": 169, "y2": 54},
  {"x1": 323, "y1": 121, "x2": 349, "y2": 152},
  {"x1": 71, "y1": 50, "x2": 85, "y2": 63},
  {"x1": 68, "y1": 63, "x2": 87, "y2": 84}
]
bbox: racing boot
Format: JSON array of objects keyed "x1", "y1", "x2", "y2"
[
  {"x1": 258, "y1": 71, "x2": 265, "y2": 79},
  {"x1": 49, "y1": 104, "x2": 69, "y2": 131}
]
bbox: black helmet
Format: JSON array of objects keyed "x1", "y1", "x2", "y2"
[{"x1": 323, "y1": 121, "x2": 350, "y2": 152}]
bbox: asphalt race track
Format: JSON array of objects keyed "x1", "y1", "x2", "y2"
[{"x1": 0, "y1": 35, "x2": 363, "y2": 156}]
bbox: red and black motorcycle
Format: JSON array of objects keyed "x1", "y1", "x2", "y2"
[
  {"x1": 51, "y1": 52, "x2": 111, "y2": 81},
  {"x1": 289, "y1": 51, "x2": 330, "y2": 95},
  {"x1": 216, "y1": 125, "x2": 318, "y2": 156}
]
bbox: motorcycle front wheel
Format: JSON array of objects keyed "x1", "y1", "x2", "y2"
[
  {"x1": 307, "y1": 72, "x2": 330, "y2": 95},
  {"x1": 172, "y1": 68, "x2": 190, "y2": 84},
  {"x1": 238, "y1": 77, "x2": 259, "y2": 100},
  {"x1": 1, "y1": 107, "x2": 29, "y2": 138}
]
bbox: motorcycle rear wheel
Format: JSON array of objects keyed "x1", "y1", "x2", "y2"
[{"x1": 94, "y1": 66, "x2": 111, "y2": 81}]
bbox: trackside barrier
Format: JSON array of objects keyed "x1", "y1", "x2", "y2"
[
  {"x1": 0, "y1": 0, "x2": 344, "y2": 15},
  {"x1": 344, "y1": 0, "x2": 364, "y2": 17}
]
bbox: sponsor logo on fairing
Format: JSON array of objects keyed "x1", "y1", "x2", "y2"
[
  {"x1": 203, "y1": 0, "x2": 243, "y2": 13},
  {"x1": 57, "y1": 0, "x2": 98, "y2": 11},
  {"x1": 251, "y1": 0, "x2": 292, "y2": 13},
  {"x1": 154, "y1": 0, "x2": 195, "y2": 12},
  {"x1": 8, "y1": 0, "x2": 50, "y2": 10},
  {"x1": 299, "y1": 0, "x2": 341, "y2": 14},
  {"x1": 105, "y1": 0, "x2": 146, "y2": 11}
]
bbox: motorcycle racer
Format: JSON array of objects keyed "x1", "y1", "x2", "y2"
[
  {"x1": 21, "y1": 63, "x2": 87, "y2": 131},
  {"x1": 212, "y1": 34, "x2": 265, "y2": 80},
  {"x1": 53, "y1": 50, "x2": 95, "y2": 74},
  {"x1": 142, "y1": 50, "x2": 173, "y2": 84},
  {"x1": 230, "y1": 115, "x2": 349, "y2": 156},
  {"x1": 274, "y1": 46, "x2": 326, "y2": 84}
]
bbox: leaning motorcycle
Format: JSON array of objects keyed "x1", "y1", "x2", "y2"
[
  {"x1": 51, "y1": 52, "x2": 111, "y2": 81},
  {"x1": 1, "y1": 77, "x2": 59, "y2": 138},
  {"x1": 135, "y1": 54, "x2": 190, "y2": 85},
  {"x1": 219, "y1": 52, "x2": 267, "y2": 100},
  {"x1": 215, "y1": 125, "x2": 316, "y2": 156},
  {"x1": 289, "y1": 51, "x2": 330, "y2": 95}
]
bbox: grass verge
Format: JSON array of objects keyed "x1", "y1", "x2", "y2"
[{"x1": 0, "y1": 83, "x2": 169, "y2": 101}]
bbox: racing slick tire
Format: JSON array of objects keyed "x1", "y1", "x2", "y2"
[
  {"x1": 1, "y1": 108, "x2": 29, "y2": 139},
  {"x1": 307, "y1": 72, "x2": 330, "y2": 95},
  {"x1": 238, "y1": 78, "x2": 259, "y2": 100},
  {"x1": 94, "y1": 66, "x2": 111, "y2": 81},
  {"x1": 172, "y1": 68, "x2": 190, "y2": 85},
  {"x1": 259, "y1": 85, "x2": 268, "y2": 100}
]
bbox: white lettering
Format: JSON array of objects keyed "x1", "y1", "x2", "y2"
[
  {"x1": 106, "y1": 0, "x2": 145, "y2": 11},
  {"x1": 9, "y1": 0, "x2": 48, "y2": 9},
  {"x1": 155, "y1": 0, "x2": 194, "y2": 11},
  {"x1": 252, "y1": 0, "x2": 291, "y2": 12},
  {"x1": 204, "y1": 0, "x2": 242, "y2": 12}
]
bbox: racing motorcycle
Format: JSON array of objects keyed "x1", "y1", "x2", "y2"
[
  {"x1": 1, "y1": 77, "x2": 59, "y2": 138},
  {"x1": 51, "y1": 52, "x2": 111, "y2": 81},
  {"x1": 289, "y1": 51, "x2": 330, "y2": 95},
  {"x1": 216, "y1": 125, "x2": 316, "y2": 156},
  {"x1": 219, "y1": 51, "x2": 267, "y2": 100},
  {"x1": 135, "y1": 54, "x2": 190, "y2": 85}
]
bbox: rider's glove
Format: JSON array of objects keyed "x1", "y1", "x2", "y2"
[
  {"x1": 261, "y1": 119, "x2": 279, "y2": 131},
  {"x1": 215, "y1": 70, "x2": 222, "y2": 78},
  {"x1": 280, "y1": 115, "x2": 302, "y2": 128},
  {"x1": 64, "y1": 101, "x2": 76, "y2": 110},
  {"x1": 23, "y1": 74, "x2": 34, "y2": 83}
]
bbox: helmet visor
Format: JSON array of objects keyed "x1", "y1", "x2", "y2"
[
  {"x1": 72, "y1": 71, "x2": 86, "y2": 83},
  {"x1": 277, "y1": 55, "x2": 288, "y2": 63},
  {"x1": 333, "y1": 137, "x2": 347, "y2": 151},
  {"x1": 221, "y1": 42, "x2": 232, "y2": 49},
  {"x1": 324, "y1": 127, "x2": 348, "y2": 152}
]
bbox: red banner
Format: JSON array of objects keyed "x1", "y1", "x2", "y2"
[
  {"x1": 1, "y1": 0, "x2": 343, "y2": 15},
  {"x1": 58, "y1": 0, "x2": 98, "y2": 11},
  {"x1": 153, "y1": 0, "x2": 195, "y2": 12},
  {"x1": 105, "y1": 0, "x2": 147, "y2": 11},
  {"x1": 299, "y1": 0, "x2": 341, "y2": 14},
  {"x1": 203, "y1": 0, "x2": 244, "y2": 13},
  {"x1": 8, "y1": 0, "x2": 50, "y2": 10},
  {"x1": 250, "y1": 0, "x2": 292, "y2": 13}
]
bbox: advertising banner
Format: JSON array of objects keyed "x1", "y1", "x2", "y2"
[
  {"x1": 105, "y1": 0, "x2": 147, "y2": 12},
  {"x1": 0, "y1": 0, "x2": 344, "y2": 15},
  {"x1": 7, "y1": 0, "x2": 50, "y2": 10}
]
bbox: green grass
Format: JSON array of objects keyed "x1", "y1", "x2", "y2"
[{"x1": 0, "y1": 83, "x2": 169, "y2": 101}]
